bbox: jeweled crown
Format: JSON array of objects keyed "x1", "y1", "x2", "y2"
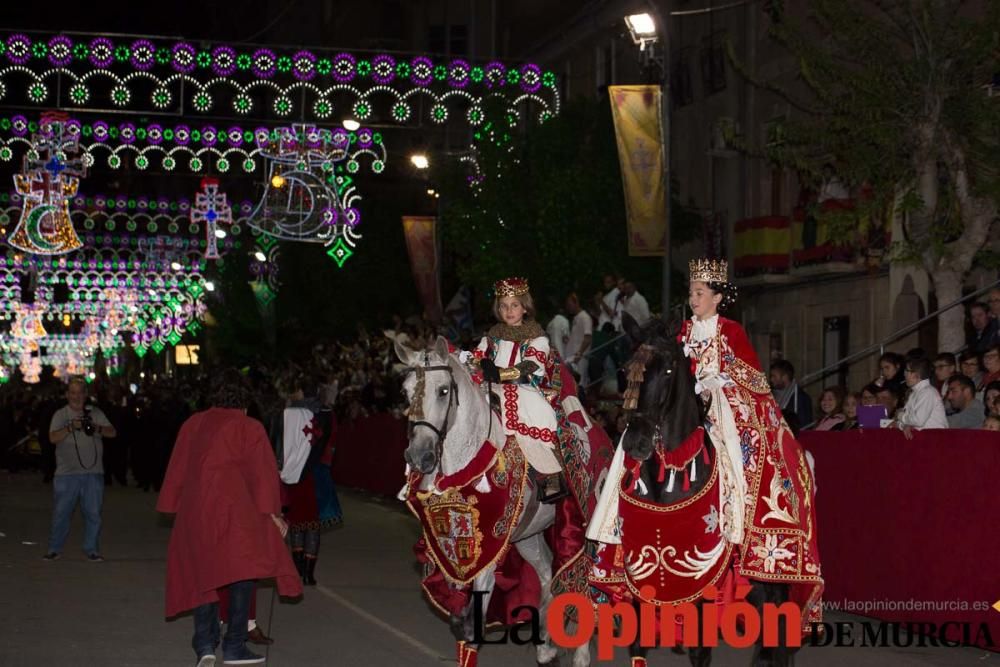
[
  {"x1": 689, "y1": 258, "x2": 728, "y2": 284},
  {"x1": 494, "y1": 276, "x2": 530, "y2": 298}
]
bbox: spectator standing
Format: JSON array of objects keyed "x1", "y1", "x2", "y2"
[
  {"x1": 979, "y1": 344, "x2": 1000, "y2": 391},
  {"x1": 959, "y1": 351, "x2": 984, "y2": 388},
  {"x1": 565, "y1": 293, "x2": 593, "y2": 384},
  {"x1": 842, "y1": 391, "x2": 861, "y2": 429},
  {"x1": 813, "y1": 387, "x2": 847, "y2": 431},
  {"x1": 546, "y1": 312, "x2": 570, "y2": 360},
  {"x1": 968, "y1": 302, "x2": 999, "y2": 356},
  {"x1": 945, "y1": 375, "x2": 985, "y2": 428},
  {"x1": 156, "y1": 369, "x2": 302, "y2": 667},
  {"x1": 620, "y1": 281, "x2": 651, "y2": 326},
  {"x1": 860, "y1": 383, "x2": 880, "y2": 406},
  {"x1": 988, "y1": 287, "x2": 1000, "y2": 324},
  {"x1": 597, "y1": 274, "x2": 623, "y2": 331},
  {"x1": 896, "y1": 357, "x2": 949, "y2": 438},
  {"x1": 933, "y1": 353, "x2": 957, "y2": 404},
  {"x1": 43, "y1": 378, "x2": 117, "y2": 562},
  {"x1": 875, "y1": 352, "x2": 906, "y2": 393},
  {"x1": 984, "y1": 381, "x2": 1000, "y2": 419},
  {"x1": 876, "y1": 385, "x2": 903, "y2": 420},
  {"x1": 769, "y1": 359, "x2": 814, "y2": 431}
]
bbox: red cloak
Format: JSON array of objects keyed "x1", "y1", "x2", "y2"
[{"x1": 157, "y1": 408, "x2": 303, "y2": 618}]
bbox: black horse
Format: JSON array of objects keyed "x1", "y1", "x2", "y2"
[{"x1": 619, "y1": 314, "x2": 796, "y2": 667}]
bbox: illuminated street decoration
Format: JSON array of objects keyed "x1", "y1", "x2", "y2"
[
  {"x1": 0, "y1": 116, "x2": 387, "y2": 175},
  {"x1": 190, "y1": 177, "x2": 233, "y2": 259},
  {"x1": 8, "y1": 113, "x2": 85, "y2": 254},
  {"x1": 249, "y1": 124, "x2": 366, "y2": 265},
  {"x1": 0, "y1": 34, "x2": 560, "y2": 126}
]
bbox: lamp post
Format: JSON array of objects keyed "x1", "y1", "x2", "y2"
[{"x1": 625, "y1": 9, "x2": 672, "y2": 316}]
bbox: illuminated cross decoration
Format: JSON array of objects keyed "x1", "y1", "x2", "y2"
[{"x1": 190, "y1": 177, "x2": 233, "y2": 259}]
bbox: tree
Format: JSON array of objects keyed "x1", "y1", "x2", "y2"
[
  {"x1": 437, "y1": 96, "x2": 701, "y2": 320},
  {"x1": 739, "y1": 0, "x2": 1000, "y2": 351}
]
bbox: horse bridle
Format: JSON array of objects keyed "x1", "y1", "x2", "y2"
[
  {"x1": 407, "y1": 356, "x2": 460, "y2": 468},
  {"x1": 624, "y1": 342, "x2": 677, "y2": 446}
]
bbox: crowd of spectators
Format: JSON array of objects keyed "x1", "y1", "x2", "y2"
[
  {"x1": 3, "y1": 281, "x2": 995, "y2": 483},
  {"x1": 777, "y1": 287, "x2": 1000, "y2": 435}
]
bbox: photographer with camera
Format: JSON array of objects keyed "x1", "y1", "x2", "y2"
[{"x1": 43, "y1": 377, "x2": 116, "y2": 562}]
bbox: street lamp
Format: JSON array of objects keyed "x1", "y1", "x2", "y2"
[
  {"x1": 625, "y1": 13, "x2": 658, "y2": 49},
  {"x1": 410, "y1": 153, "x2": 429, "y2": 170},
  {"x1": 625, "y1": 7, "x2": 671, "y2": 316}
]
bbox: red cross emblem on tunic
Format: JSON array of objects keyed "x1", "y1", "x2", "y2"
[{"x1": 302, "y1": 419, "x2": 322, "y2": 444}]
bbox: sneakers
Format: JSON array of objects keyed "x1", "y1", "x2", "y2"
[
  {"x1": 222, "y1": 647, "x2": 265, "y2": 664},
  {"x1": 42, "y1": 552, "x2": 60, "y2": 561},
  {"x1": 86, "y1": 553, "x2": 105, "y2": 562},
  {"x1": 196, "y1": 656, "x2": 217, "y2": 667}
]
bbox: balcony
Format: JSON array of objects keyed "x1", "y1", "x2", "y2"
[{"x1": 733, "y1": 199, "x2": 889, "y2": 287}]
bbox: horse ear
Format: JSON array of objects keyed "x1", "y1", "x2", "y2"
[
  {"x1": 622, "y1": 312, "x2": 644, "y2": 346},
  {"x1": 433, "y1": 335, "x2": 451, "y2": 361},
  {"x1": 394, "y1": 339, "x2": 418, "y2": 366}
]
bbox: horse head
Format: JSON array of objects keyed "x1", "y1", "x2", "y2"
[
  {"x1": 620, "y1": 313, "x2": 700, "y2": 461},
  {"x1": 395, "y1": 336, "x2": 485, "y2": 475}
]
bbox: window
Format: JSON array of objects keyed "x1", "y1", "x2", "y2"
[
  {"x1": 700, "y1": 32, "x2": 727, "y2": 94},
  {"x1": 823, "y1": 316, "x2": 850, "y2": 389},
  {"x1": 671, "y1": 48, "x2": 694, "y2": 107}
]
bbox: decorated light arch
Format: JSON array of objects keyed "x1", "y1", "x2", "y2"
[{"x1": 0, "y1": 30, "x2": 561, "y2": 379}]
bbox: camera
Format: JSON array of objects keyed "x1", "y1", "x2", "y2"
[{"x1": 79, "y1": 408, "x2": 95, "y2": 437}]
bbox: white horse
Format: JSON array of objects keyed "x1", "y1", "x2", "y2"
[{"x1": 396, "y1": 337, "x2": 591, "y2": 667}]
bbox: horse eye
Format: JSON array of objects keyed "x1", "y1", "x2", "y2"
[{"x1": 438, "y1": 387, "x2": 449, "y2": 397}]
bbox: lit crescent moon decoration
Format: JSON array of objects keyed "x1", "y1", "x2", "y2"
[{"x1": 24, "y1": 204, "x2": 58, "y2": 252}]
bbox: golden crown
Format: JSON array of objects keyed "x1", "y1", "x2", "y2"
[
  {"x1": 494, "y1": 276, "x2": 530, "y2": 298},
  {"x1": 689, "y1": 258, "x2": 729, "y2": 284}
]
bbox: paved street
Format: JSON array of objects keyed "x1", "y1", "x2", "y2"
[{"x1": 0, "y1": 471, "x2": 994, "y2": 666}]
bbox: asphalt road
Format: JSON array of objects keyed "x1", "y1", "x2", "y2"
[{"x1": 0, "y1": 471, "x2": 994, "y2": 666}]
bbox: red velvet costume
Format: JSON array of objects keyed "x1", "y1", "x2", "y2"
[
  {"x1": 679, "y1": 316, "x2": 823, "y2": 628},
  {"x1": 157, "y1": 408, "x2": 303, "y2": 618}
]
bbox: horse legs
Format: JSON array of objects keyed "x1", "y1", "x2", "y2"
[
  {"x1": 745, "y1": 582, "x2": 795, "y2": 667},
  {"x1": 448, "y1": 566, "x2": 498, "y2": 667},
  {"x1": 628, "y1": 601, "x2": 650, "y2": 665},
  {"x1": 514, "y1": 532, "x2": 563, "y2": 665}
]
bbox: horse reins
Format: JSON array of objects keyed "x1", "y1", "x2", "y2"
[{"x1": 407, "y1": 355, "x2": 460, "y2": 468}]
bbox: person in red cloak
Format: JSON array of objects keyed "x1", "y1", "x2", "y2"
[{"x1": 157, "y1": 369, "x2": 303, "y2": 667}]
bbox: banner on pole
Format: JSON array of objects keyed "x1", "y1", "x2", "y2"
[
  {"x1": 401, "y1": 216, "x2": 443, "y2": 324},
  {"x1": 608, "y1": 85, "x2": 667, "y2": 257}
]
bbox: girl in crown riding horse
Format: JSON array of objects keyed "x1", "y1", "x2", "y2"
[
  {"x1": 681, "y1": 258, "x2": 823, "y2": 627},
  {"x1": 469, "y1": 277, "x2": 565, "y2": 490}
]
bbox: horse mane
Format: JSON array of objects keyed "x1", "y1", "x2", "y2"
[{"x1": 625, "y1": 320, "x2": 703, "y2": 452}]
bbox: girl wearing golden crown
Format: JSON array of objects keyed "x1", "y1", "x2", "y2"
[
  {"x1": 470, "y1": 277, "x2": 564, "y2": 479},
  {"x1": 681, "y1": 257, "x2": 823, "y2": 626}
]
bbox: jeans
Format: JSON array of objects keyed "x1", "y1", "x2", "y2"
[
  {"x1": 192, "y1": 580, "x2": 255, "y2": 659},
  {"x1": 47, "y1": 473, "x2": 104, "y2": 555}
]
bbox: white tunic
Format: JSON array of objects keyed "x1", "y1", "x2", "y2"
[{"x1": 475, "y1": 334, "x2": 562, "y2": 474}]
